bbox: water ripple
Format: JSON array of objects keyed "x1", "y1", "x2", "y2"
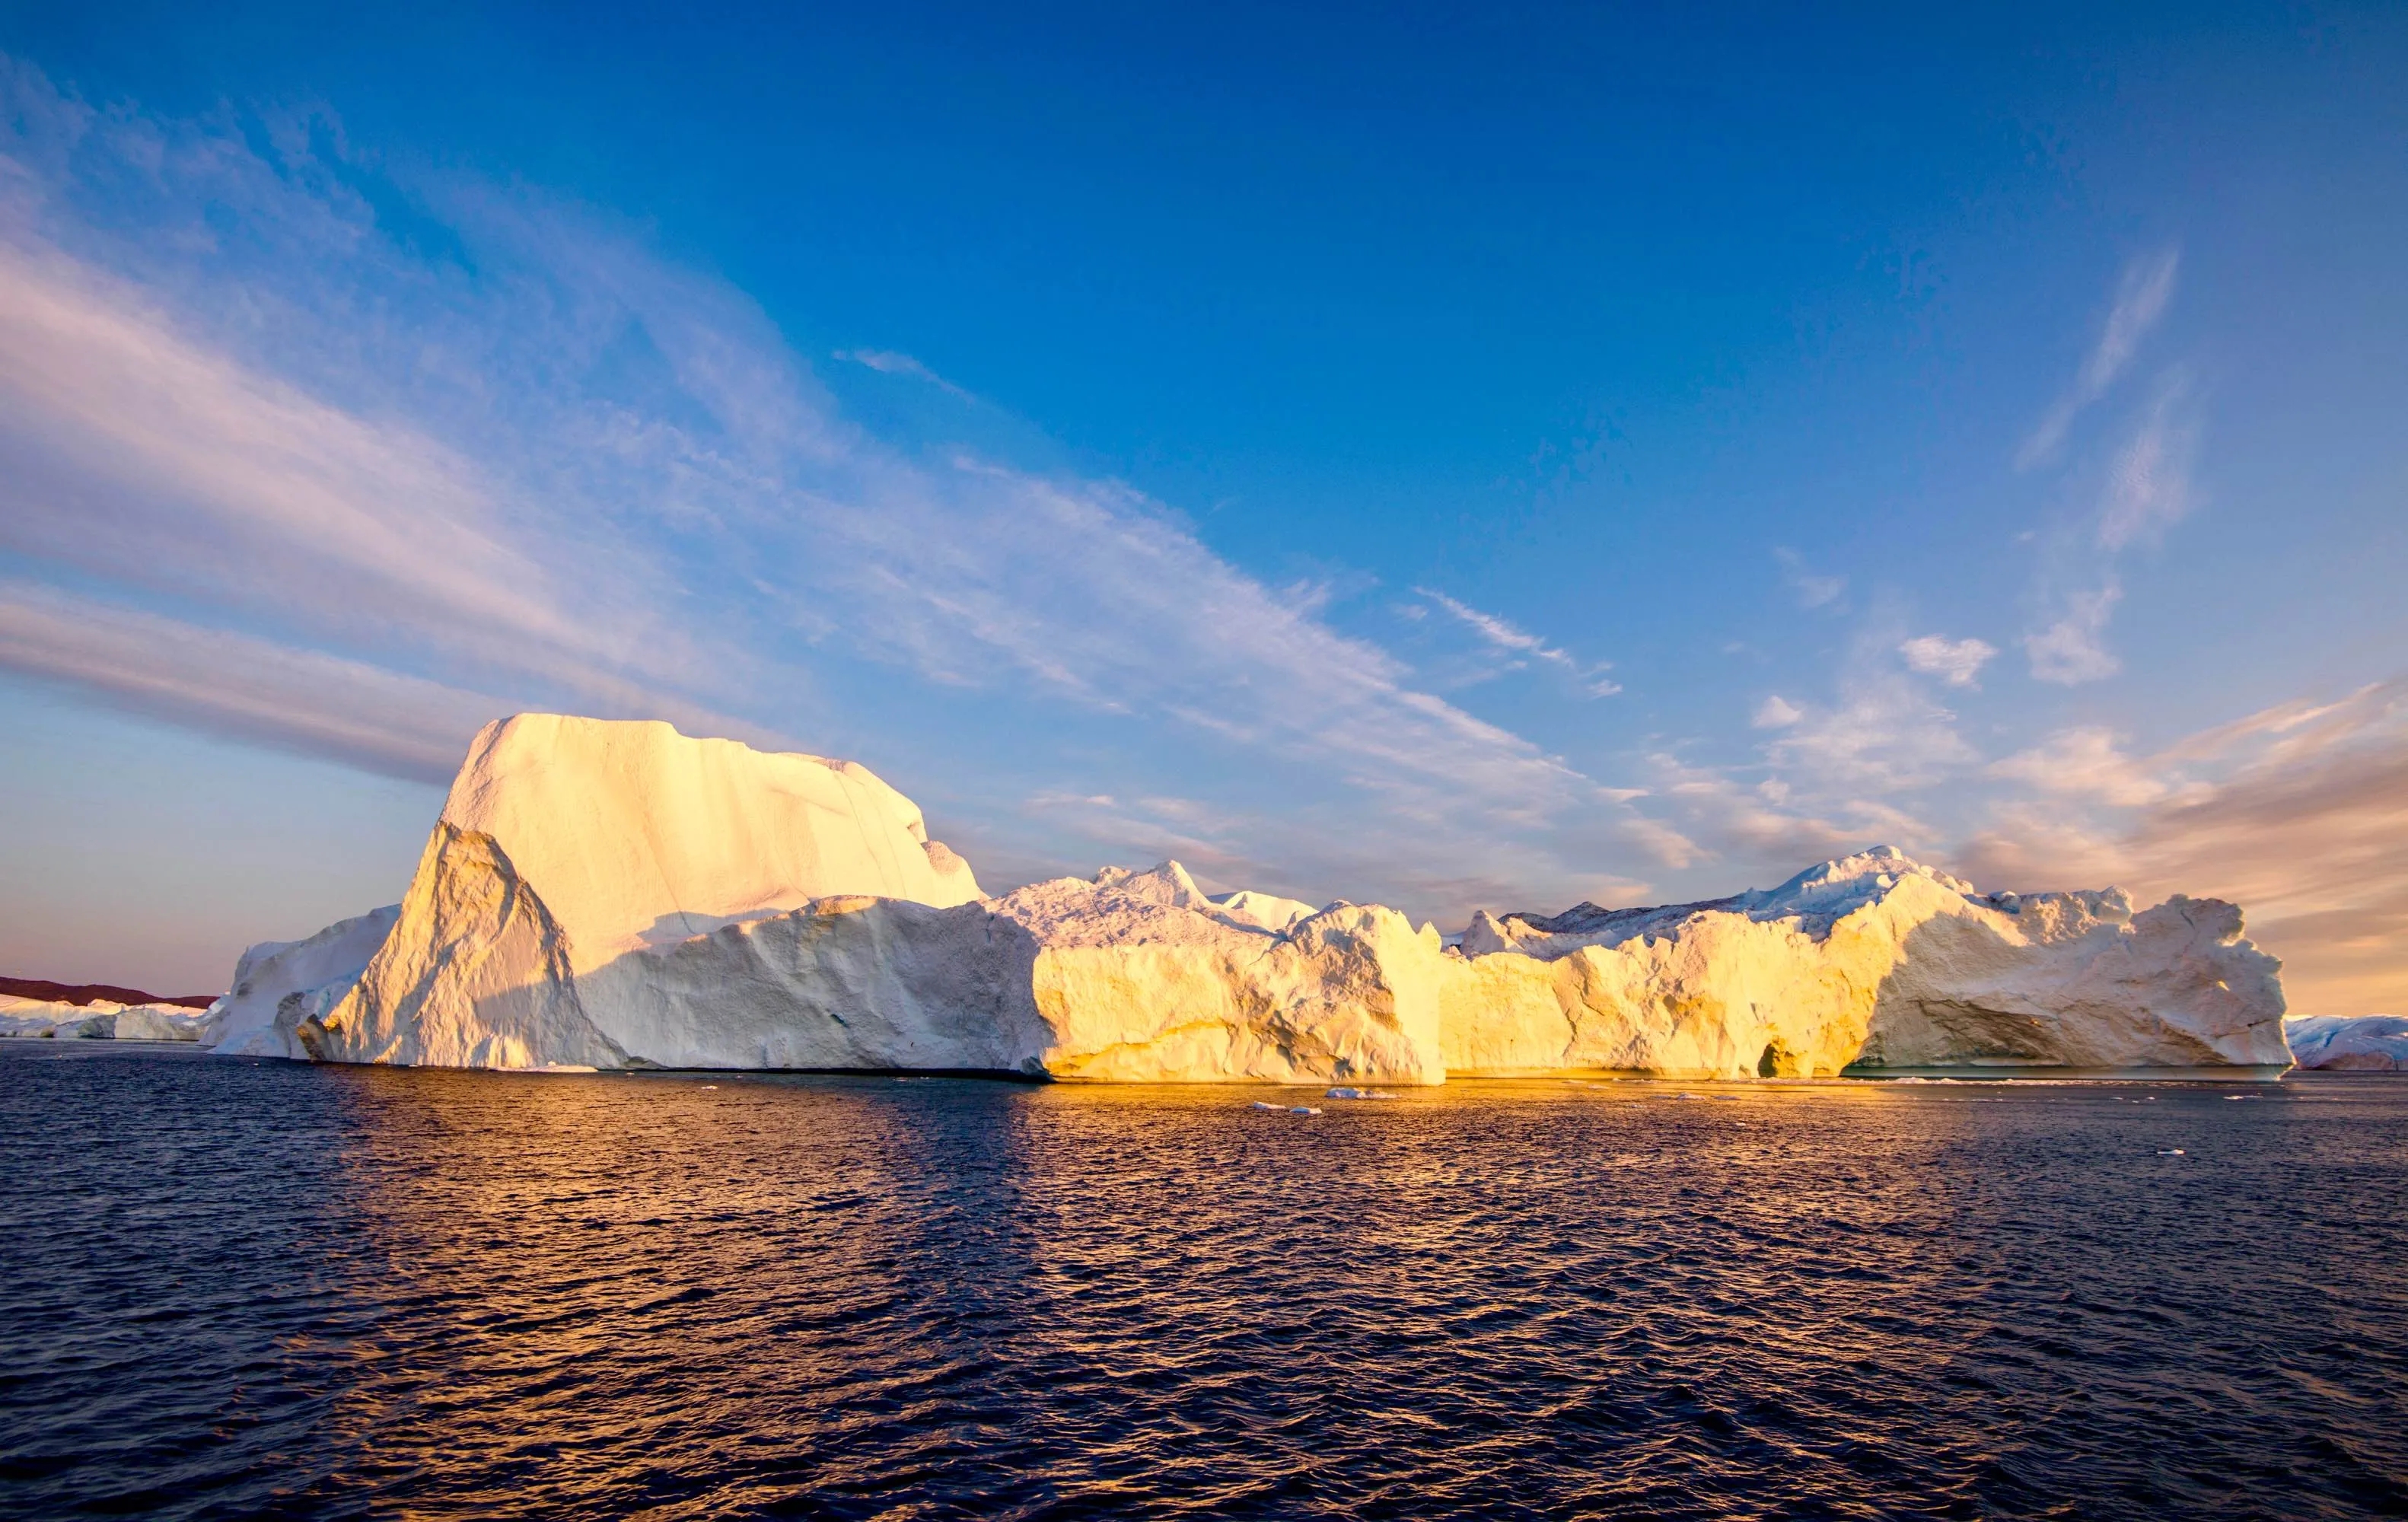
[{"x1": 2, "y1": 1045, "x2": 2404, "y2": 1519}]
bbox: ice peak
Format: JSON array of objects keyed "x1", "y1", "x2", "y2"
[
  {"x1": 1734, "y1": 846, "x2": 1976, "y2": 928},
  {"x1": 1758, "y1": 846, "x2": 1962, "y2": 905},
  {"x1": 1091, "y1": 861, "x2": 1208, "y2": 908}
]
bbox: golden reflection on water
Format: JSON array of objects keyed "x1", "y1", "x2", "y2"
[
  {"x1": 319, "y1": 1067, "x2": 964, "y2": 1511},
  {"x1": 264, "y1": 1067, "x2": 2408, "y2": 1517}
]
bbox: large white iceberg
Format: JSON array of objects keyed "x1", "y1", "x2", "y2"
[
  {"x1": 260, "y1": 714, "x2": 2292, "y2": 1080},
  {"x1": 2284, "y1": 1014, "x2": 2408, "y2": 1071},
  {"x1": 304, "y1": 714, "x2": 983, "y2": 1068}
]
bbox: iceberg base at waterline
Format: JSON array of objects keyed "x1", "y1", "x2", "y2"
[
  {"x1": 202, "y1": 906, "x2": 403, "y2": 1060},
  {"x1": 204, "y1": 713, "x2": 2295, "y2": 1083}
]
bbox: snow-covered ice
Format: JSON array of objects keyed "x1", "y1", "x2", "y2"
[
  {"x1": 0, "y1": 996, "x2": 206, "y2": 1040},
  {"x1": 203, "y1": 906, "x2": 401, "y2": 1059},
  {"x1": 2285, "y1": 1014, "x2": 2408, "y2": 1071},
  {"x1": 231, "y1": 714, "x2": 2297, "y2": 1083}
]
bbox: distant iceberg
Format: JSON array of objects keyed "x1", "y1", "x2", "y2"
[
  {"x1": 1, "y1": 995, "x2": 206, "y2": 1041},
  {"x1": 214, "y1": 714, "x2": 2294, "y2": 1081},
  {"x1": 2285, "y1": 1014, "x2": 2408, "y2": 1071}
]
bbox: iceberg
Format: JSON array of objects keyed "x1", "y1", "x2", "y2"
[
  {"x1": 304, "y1": 715, "x2": 983, "y2": 1068},
  {"x1": 1, "y1": 995, "x2": 208, "y2": 1040},
  {"x1": 246, "y1": 715, "x2": 2292, "y2": 1081},
  {"x1": 311, "y1": 855, "x2": 1449, "y2": 1081},
  {"x1": 2284, "y1": 1014, "x2": 2408, "y2": 1071},
  {"x1": 203, "y1": 906, "x2": 403, "y2": 1059},
  {"x1": 1447, "y1": 848, "x2": 2290, "y2": 1077},
  {"x1": 110, "y1": 1004, "x2": 209, "y2": 1041}
]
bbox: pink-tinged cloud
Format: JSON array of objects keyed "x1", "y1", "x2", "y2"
[
  {"x1": 0, "y1": 582, "x2": 508, "y2": 781},
  {"x1": 1959, "y1": 683, "x2": 2408, "y2": 1014}
]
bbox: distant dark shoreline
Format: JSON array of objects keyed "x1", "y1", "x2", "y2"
[{"x1": 0, "y1": 976, "x2": 217, "y2": 1010}]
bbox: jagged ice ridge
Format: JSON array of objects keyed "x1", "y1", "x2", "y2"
[{"x1": 199, "y1": 715, "x2": 2295, "y2": 1081}]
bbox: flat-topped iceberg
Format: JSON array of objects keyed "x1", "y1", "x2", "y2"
[
  {"x1": 304, "y1": 715, "x2": 983, "y2": 1068},
  {"x1": 221, "y1": 714, "x2": 2293, "y2": 1080}
]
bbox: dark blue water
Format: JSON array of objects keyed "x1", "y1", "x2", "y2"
[{"x1": 2, "y1": 1043, "x2": 2403, "y2": 1520}]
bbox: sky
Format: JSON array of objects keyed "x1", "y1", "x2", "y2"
[{"x1": 0, "y1": 2, "x2": 2402, "y2": 1010}]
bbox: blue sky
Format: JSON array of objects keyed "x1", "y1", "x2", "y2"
[{"x1": 1, "y1": 3, "x2": 2403, "y2": 1009}]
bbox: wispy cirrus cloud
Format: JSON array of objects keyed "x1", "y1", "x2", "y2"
[
  {"x1": 2015, "y1": 253, "x2": 2199, "y2": 687},
  {"x1": 2021, "y1": 380, "x2": 2199, "y2": 688},
  {"x1": 1772, "y1": 546, "x2": 1846, "y2": 610},
  {"x1": 0, "y1": 238, "x2": 711, "y2": 713},
  {"x1": 2095, "y1": 374, "x2": 2200, "y2": 552},
  {"x1": 2024, "y1": 581, "x2": 2125, "y2": 684},
  {"x1": 834, "y1": 346, "x2": 980, "y2": 403},
  {"x1": 2018, "y1": 247, "x2": 2180, "y2": 469},
  {"x1": 0, "y1": 582, "x2": 512, "y2": 782},
  {"x1": 0, "y1": 56, "x2": 1636, "y2": 921},
  {"x1": 1415, "y1": 587, "x2": 1621, "y2": 696}
]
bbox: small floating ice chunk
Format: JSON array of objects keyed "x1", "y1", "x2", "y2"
[
  {"x1": 1250, "y1": 1100, "x2": 1283, "y2": 1111},
  {"x1": 1290, "y1": 1106, "x2": 1323, "y2": 1116},
  {"x1": 2158, "y1": 1148, "x2": 2186, "y2": 1155},
  {"x1": 1326, "y1": 1087, "x2": 1398, "y2": 1100}
]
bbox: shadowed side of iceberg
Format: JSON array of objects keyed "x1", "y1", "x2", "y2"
[
  {"x1": 203, "y1": 905, "x2": 402, "y2": 1059},
  {"x1": 569, "y1": 895, "x2": 1052, "y2": 1073},
  {"x1": 1855, "y1": 892, "x2": 2290, "y2": 1071}
]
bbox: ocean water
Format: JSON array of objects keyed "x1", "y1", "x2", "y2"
[{"x1": 2, "y1": 1044, "x2": 2403, "y2": 1520}]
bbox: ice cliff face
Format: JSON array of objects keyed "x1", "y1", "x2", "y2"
[
  {"x1": 2285, "y1": 1014, "x2": 2408, "y2": 1071},
  {"x1": 302, "y1": 715, "x2": 983, "y2": 1068},
  {"x1": 232, "y1": 716, "x2": 2292, "y2": 1080},
  {"x1": 1450, "y1": 848, "x2": 2289, "y2": 1076}
]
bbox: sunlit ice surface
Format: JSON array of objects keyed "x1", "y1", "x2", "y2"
[{"x1": 3, "y1": 1044, "x2": 2403, "y2": 1518}]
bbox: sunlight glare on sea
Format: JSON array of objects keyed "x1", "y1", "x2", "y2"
[{"x1": 2, "y1": 1043, "x2": 2403, "y2": 1519}]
